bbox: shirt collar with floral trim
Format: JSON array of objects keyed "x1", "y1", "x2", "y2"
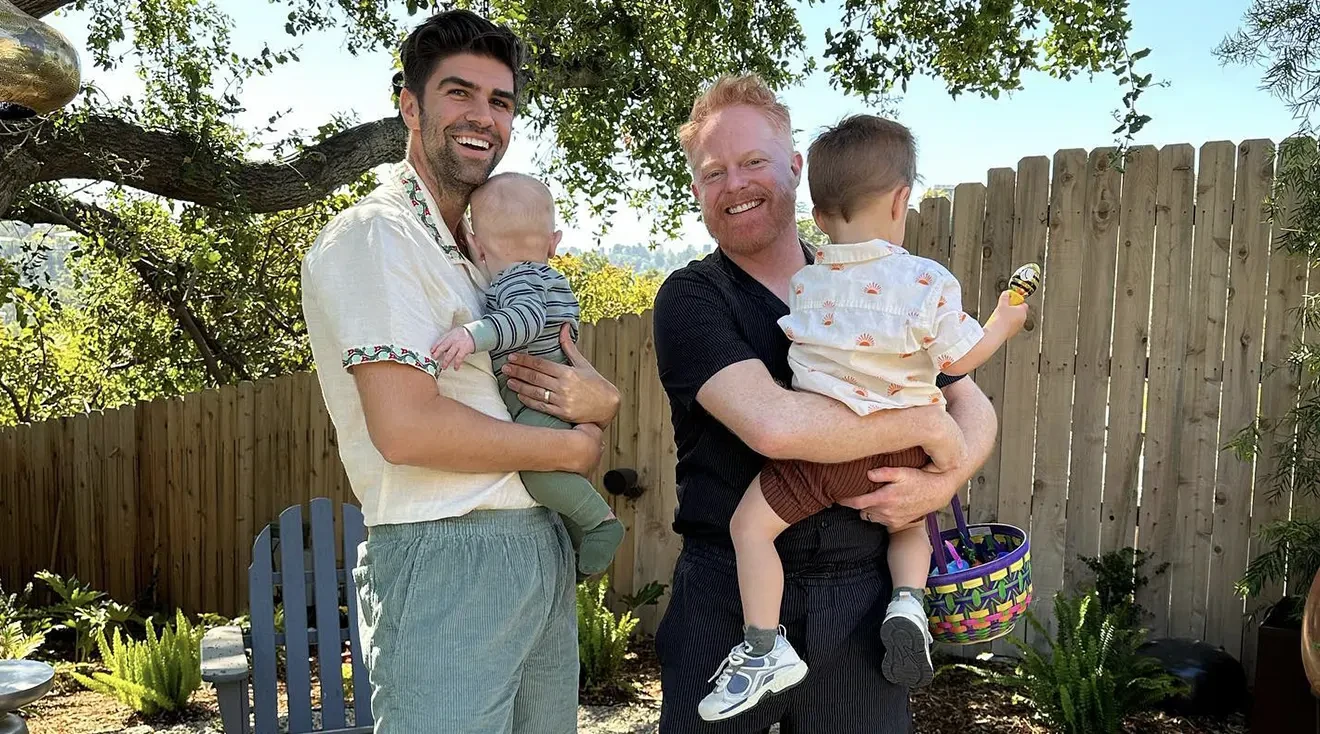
[
  {"x1": 812, "y1": 238, "x2": 907, "y2": 265},
  {"x1": 396, "y1": 160, "x2": 482, "y2": 275}
]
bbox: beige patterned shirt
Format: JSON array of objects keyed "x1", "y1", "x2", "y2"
[
  {"x1": 778, "y1": 239, "x2": 985, "y2": 415},
  {"x1": 301, "y1": 161, "x2": 536, "y2": 526}
]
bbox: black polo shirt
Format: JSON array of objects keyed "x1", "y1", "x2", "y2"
[{"x1": 652, "y1": 242, "x2": 964, "y2": 570}]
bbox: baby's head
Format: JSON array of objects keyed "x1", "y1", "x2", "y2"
[
  {"x1": 807, "y1": 114, "x2": 916, "y2": 246},
  {"x1": 469, "y1": 172, "x2": 562, "y2": 276}
]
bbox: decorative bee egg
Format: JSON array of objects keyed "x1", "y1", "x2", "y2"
[{"x1": 1008, "y1": 263, "x2": 1042, "y2": 305}]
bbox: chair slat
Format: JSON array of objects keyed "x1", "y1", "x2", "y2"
[
  {"x1": 249, "y1": 526, "x2": 279, "y2": 731},
  {"x1": 342, "y1": 504, "x2": 372, "y2": 726},
  {"x1": 279, "y1": 505, "x2": 314, "y2": 732},
  {"x1": 311, "y1": 498, "x2": 347, "y2": 728}
]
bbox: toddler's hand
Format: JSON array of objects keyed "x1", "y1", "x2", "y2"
[
  {"x1": 431, "y1": 327, "x2": 476, "y2": 371},
  {"x1": 994, "y1": 291, "x2": 1030, "y2": 335}
]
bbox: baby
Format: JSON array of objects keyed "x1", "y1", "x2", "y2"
[
  {"x1": 699, "y1": 115, "x2": 1030, "y2": 722},
  {"x1": 430, "y1": 172, "x2": 624, "y2": 578}
]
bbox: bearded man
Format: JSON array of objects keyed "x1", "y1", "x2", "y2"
[
  {"x1": 651, "y1": 73, "x2": 998, "y2": 733},
  {"x1": 300, "y1": 10, "x2": 619, "y2": 733}
]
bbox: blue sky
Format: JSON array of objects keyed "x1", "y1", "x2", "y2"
[{"x1": 43, "y1": 0, "x2": 1303, "y2": 251}]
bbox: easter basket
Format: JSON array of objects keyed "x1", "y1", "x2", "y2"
[{"x1": 922, "y1": 494, "x2": 1032, "y2": 645}]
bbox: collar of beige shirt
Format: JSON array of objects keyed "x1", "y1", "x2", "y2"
[{"x1": 811, "y1": 238, "x2": 907, "y2": 265}]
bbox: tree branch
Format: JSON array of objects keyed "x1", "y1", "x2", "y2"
[
  {"x1": 6, "y1": 197, "x2": 250, "y2": 386},
  {"x1": 13, "y1": 0, "x2": 76, "y2": 18},
  {"x1": 0, "y1": 114, "x2": 406, "y2": 218}
]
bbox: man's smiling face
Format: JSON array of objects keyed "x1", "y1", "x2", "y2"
[
  {"x1": 688, "y1": 104, "x2": 801, "y2": 257},
  {"x1": 405, "y1": 51, "x2": 516, "y2": 191}
]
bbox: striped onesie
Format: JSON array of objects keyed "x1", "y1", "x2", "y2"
[
  {"x1": 462, "y1": 260, "x2": 622, "y2": 578},
  {"x1": 465, "y1": 261, "x2": 581, "y2": 419}
]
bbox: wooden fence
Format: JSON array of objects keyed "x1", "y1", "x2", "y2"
[{"x1": 0, "y1": 138, "x2": 1313, "y2": 676}]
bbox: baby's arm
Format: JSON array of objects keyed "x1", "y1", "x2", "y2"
[
  {"x1": 942, "y1": 291, "x2": 1028, "y2": 375},
  {"x1": 431, "y1": 263, "x2": 552, "y2": 370}
]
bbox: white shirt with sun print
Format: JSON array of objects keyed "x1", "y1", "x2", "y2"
[{"x1": 778, "y1": 239, "x2": 985, "y2": 415}]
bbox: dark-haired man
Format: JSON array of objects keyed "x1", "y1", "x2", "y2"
[{"x1": 301, "y1": 10, "x2": 618, "y2": 732}]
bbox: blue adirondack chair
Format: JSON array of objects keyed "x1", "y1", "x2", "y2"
[{"x1": 200, "y1": 498, "x2": 374, "y2": 733}]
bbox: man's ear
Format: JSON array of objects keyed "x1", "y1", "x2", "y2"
[
  {"x1": 549, "y1": 229, "x2": 563, "y2": 257},
  {"x1": 400, "y1": 87, "x2": 422, "y2": 133},
  {"x1": 791, "y1": 150, "x2": 804, "y2": 183}
]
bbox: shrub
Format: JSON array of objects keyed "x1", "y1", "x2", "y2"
[
  {"x1": 69, "y1": 609, "x2": 203, "y2": 716},
  {"x1": 1077, "y1": 547, "x2": 1168, "y2": 628},
  {"x1": 1002, "y1": 591, "x2": 1185, "y2": 734},
  {"x1": 577, "y1": 575, "x2": 639, "y2": 691}
]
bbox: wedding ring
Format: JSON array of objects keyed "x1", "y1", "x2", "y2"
[{"x1": 544, "y1": 388, "x2": 551, "y2": 402}]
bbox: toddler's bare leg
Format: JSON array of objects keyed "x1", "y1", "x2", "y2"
[
  {"x1": 730, "y1": 476, "x2": 791, "y2": 631},
  {"x1": 887, "y1": 519, "x2": 932, "y2": 592}
]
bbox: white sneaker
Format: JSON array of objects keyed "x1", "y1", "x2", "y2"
[
  {"x1": 697, "y1": 630, "x2": 809, "y2": 722},
  {"x1": 880, "y1": 591, "x2": 934, "y2": 688}
]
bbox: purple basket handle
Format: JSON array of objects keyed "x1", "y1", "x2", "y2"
[{"x1": 927, "y1": 494, "x2": 975, "y2": 574}]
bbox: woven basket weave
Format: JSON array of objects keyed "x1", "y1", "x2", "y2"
[{"x1": 922, "y1": 495, "x2": 1032, "y2": 645}]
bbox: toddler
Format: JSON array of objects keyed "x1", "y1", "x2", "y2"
[
  {"x1": 430, "y1": 172, "x2": 624, "y2": 578},
  {"x1": 699, "y1": 115, "x2": 1030, "y2": 722}
]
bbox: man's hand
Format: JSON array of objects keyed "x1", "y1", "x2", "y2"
[
  {"x1": 431, "y1": 326, "x2": 476, "y2": 371},
  {"x1": 501, "y1": 323, "x2": 621, "y2": 427},
  {"x1": 838, "y1": 465, "x2": 963, "y2": 529}
]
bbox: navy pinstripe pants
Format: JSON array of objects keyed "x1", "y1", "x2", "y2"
[{"x1": 654, "y1": 539, "x2": 913, "y2": 733}]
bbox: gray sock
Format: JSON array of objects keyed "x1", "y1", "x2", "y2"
[
  {"x1": 892, "y1": 586, "x2": 925, "y2": 603},
  {"x1": 743, "y1": 625, "x2": 778, "y2": 656}
]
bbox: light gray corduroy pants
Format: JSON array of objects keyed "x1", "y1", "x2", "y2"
[{"x1": 352, "y1": 506, "x2": 578, "y2": 733}]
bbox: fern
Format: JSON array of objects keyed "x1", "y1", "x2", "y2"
[
  {"x1": 577, "y1": 575, "x2": 639, "y2": 690},
  {"x1": 69, "y1": 609, "x2": 203, "y2": 716},
  {"x1": 0, "y1": 620, "x2": 46, "y2": 659},
  {"x1": 1001, "y1": 591, "x2": 1186, "y2": 734}
]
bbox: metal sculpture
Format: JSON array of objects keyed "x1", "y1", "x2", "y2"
[{"x1": 0, "y1": 0, "x2": 81, "y2": 121}]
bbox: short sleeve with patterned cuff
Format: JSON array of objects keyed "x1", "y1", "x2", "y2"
[
  {"x1": 302, "y1": 212, "x2": 454, "y2": 379},
  {"x1": 925, "y1": 269, "x2": 985, "y2": 371}
]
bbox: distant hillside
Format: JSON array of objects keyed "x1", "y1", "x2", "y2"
[{"x1": 562, "y1": 242, "x2": 714, "y2": 274}]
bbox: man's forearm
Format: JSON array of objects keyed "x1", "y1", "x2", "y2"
[
  {"x1": 756, "y1": 388, "x2": 954, "y2": 463},
  {"x1": 941, "y1": 377, "x2": 997, "y2": 483},
  {"x1": 354, "y1": 361, "x2": 593, "y2": 473},
  {"x1": 696, "y1": 360, "x2": 957, "y2": 464}
]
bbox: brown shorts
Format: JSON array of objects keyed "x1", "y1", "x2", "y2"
[{"x1": 759, "y1": 446, "x2": 930, "y2": 525}]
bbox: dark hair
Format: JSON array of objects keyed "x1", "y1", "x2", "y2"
[
  {"x1": 399, "y1": 9, "x2": 526, "y2": 105},
  {"x1": 808, "y1": 114, "x2": 917, "y2": 221}
]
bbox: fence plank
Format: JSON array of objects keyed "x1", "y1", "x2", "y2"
[
  {"x1": 1170, "y1": 140, "x2": 1237, "y2": 641},
  {"x1": 632, "y1": 315, "x2": 668, "y2": 630},
  {"x1": 201, "y1": 389, "x2": 220, "y2": 614},
  {"x1": 948, "y1": 183, "x2": 985, "y2": 525},
  {"x1": 611, "y1": 313, "x2": 643, "y2": 598},
  {"x1": 236, "y1": 381, "x2": 256, "y2": 612},
  {"x1": 994, "y1": 156, "x2": 1050, "y2": 654},
  {"x1": 1029, "y1": 148, "x2": 1087, "y2": 646},
  {"x1": 972, "y1": 169, "x2": 1016, "y2": 525},
  {"x1": 904, "y1": 208, "x2": 921, "y2": 253},
  {"x1": 1101, "y1": 145, "x2": 1158, "y2": 557},
  {"x1": 1242, "y1": 142, "x2": 1309, "y2": 673},
  {"x1": 0, "y1": 429, "x2": 13, "y2": 582},
  {"x1": 1208, "y1": 139, "x2": 1275, "y2": 659},
  {"x1": 918, "y1": 195, "x2": 953, "y2": 268},
  {"x1": 1136, "y1": 144, "x2": 1196, "y2": 638},
  {"x1": 1065, "y1": 147, "x2": 1122, "y2": 590},
  {"x1": 218, "y1": 386, "x2": 236, "y2": 616}
]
